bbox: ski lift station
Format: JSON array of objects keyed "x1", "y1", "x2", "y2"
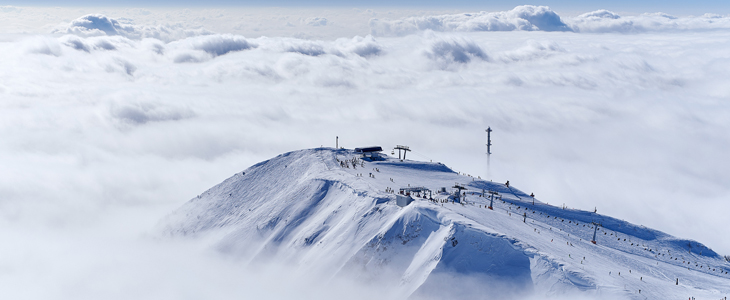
[
  {"x1": 354, "y1": 146, "x2": 384, "y2": 160},
  {"x1": 399, "y1": 186, "x2": 431, "y2": 198},
  {"x1": 397, "y1": 186, "x2": 431, "y2": 207},
  {"x1": 396, "y1": 194, "x2": 413, "y2": 207},
  {"x1": 451, "y1": 184, "x2": 467, "y2": 203}
]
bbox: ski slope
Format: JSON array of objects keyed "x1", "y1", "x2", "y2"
[{"x1": 158, "y1": 148, "x2": 730, "y2": 299}]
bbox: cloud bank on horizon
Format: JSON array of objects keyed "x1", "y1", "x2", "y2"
[
  {"x1": 369, "y1": 5, "x2": 730, "y2": 36},
  {"x1": 1, "y1": 4, "x2": 730, "y2": 298},
  {"x1": 3, "y1": 5, "x2": 730, "y2": 39}
]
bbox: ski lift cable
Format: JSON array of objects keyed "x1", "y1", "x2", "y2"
[
  {"x1": 409, "y1": 150, "x2": 434, "y2": 162},
  {"x1": 405, "y1": 149, "x2": 486, "y2": 180}
]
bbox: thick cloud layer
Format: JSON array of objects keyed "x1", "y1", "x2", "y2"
[
  {"x1": 5, "y1": 6, "x2": 730, "y2": 40},
  {"x1": 0, "y1": 7, "x2": 455, "y2": 40},
  {"x1": 370, "y1": 6, "x2": 730, "y2": 36},
  {"x1": 1, "y1": 7, "x2": 730, "y2": 300},
  {"x1": 569, "y1": 10, "x2": 730, "y2": 33},
  {"x1": 53, "y1": 14, "x2": 213, "y2": 42},
  {"x1": 370, "y1": 5, "x2": 572, "y2": 36}
]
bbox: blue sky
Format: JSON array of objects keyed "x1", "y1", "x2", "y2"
[{"x1": 6, "y1": 0, "x2": 730, "y2": 15}]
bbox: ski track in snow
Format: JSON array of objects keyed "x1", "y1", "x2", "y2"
[{"x1": 159, "y1": 148, "x2": 730, "y2": 299}]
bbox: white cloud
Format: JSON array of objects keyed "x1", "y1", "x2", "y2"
[
  {"x1": 53, "y1": 14, "x2": 214, "y2": 43},
  {"x1": 24, "y1": 36, "x2": 63, "y2": 56},
  {"x1": 568, "y1": 10, "x2": 730, "y2": 33},
  {"x1": 423, "y1": 36, "x2": 489, "y2": 69},
  {"x1": 496, "y1": 40, "x2": 566, "y2": 63},
  {"x1": 368, "y1": 7, "x2": 730, "y2": 36},
  {"x1": 0, "y1": 5, "x2": 21, "y2": 13},
  {"x1": 59, "y1": 14, "x2": 135, "y2": 37},
  {"x1": 186, "y1": 34, "x2": 255, "y2": 56},
  {"x1": 166, "y1": 34, "x2": 257, "y2": 63},
  {"x1": 254, "y1": 35, "x2": 383, "y2": 59},
  {"x1": 278, "y1": 38, "x2": 327, "y2": 56},
  {"x1": 369, "y1": 5, "x2": 572, "y2": 36},
  {"x1": 305, "y1": 17, "x2": 329, "y2": 27},
  {"x1": 110, "y1": 101, "x2": 195, "y2": 125},
  {"x1": 336, "y1": 35, "x2": 383, "y2": 57},
  {"x1": 578, "y1": 10, "x2": 622, "y2": 20},
  {"x1": 61, "y1": 35, "x2": 91, "y2": 52}
]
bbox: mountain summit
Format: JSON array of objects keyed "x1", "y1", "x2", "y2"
[{"x1": 158, "y1": 148, "x2": 730, "y2": 299}]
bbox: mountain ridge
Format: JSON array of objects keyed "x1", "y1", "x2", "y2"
[{"x1": 157, "y1": 147, "x2": 730, "y2": 299}]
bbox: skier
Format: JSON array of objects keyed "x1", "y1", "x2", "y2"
[{"x1": 505, "y1": 180, "x2": 510, "y2": 187}]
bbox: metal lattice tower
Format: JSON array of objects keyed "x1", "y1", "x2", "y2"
[
  {"x1": 486, "y1": 127, "x2": 492, "y2": 155},
  {"x1": 486, "y1": 127, "x2": 493, "y2": 179},
  {"x1": 394, "y1": 145, "x2": 411, "y2": 160}
]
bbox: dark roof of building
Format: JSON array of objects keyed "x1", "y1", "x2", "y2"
[{"x1": 354, "y1": 146, "x2": 383, "y2": 153}]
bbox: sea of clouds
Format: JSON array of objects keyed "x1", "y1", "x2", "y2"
[{"x1": 1, "y1": 5, "x2": 729, "y2": 299}]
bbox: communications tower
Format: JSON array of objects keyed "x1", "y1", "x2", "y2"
[{"x1": 486, "y1": 127, "x2": 492, "y2": 179}]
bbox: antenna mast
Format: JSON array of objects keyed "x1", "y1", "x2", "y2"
[{"x1": 486, "y1": 127, "x2": 492, "y2": 179}]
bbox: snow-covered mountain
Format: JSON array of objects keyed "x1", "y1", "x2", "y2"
[{"x1": 157, "y1": 148, "x2": 730, "y2": 299}]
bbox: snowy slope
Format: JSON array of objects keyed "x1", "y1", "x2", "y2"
[{"x1": 158, "y1": 148, "x2": 730, "y2": 299}]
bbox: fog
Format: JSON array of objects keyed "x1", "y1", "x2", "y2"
[{"x1": 0, "y1": 5, "x2": 728, "y2": 299}]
